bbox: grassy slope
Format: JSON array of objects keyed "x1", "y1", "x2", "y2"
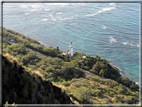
[{"x1": 2, "y1": 28, "x2": 140, "y2": 105}]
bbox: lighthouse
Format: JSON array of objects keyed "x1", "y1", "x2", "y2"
[{"x1": 69, "y1": 42, "x2": 74, "y2": 56}]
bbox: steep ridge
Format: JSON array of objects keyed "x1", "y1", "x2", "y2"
[{"x1": 2, "y1": 54, "x2": 73, "y2": 104}]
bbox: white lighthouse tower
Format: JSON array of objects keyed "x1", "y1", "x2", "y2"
[{"x1": 69, "y1": 42, "x2": 74, "y2": 56}]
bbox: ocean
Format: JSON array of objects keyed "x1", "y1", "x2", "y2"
[{"x1": 3, "y1": 3, "x2": 140, "y2": 82}]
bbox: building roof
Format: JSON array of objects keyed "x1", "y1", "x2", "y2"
[{"x1": 66, "y1": 50, "x2": 70, "y2": 53}]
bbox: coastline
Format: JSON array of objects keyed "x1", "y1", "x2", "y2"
[
  {"x1": 109, "y1": 62, "x2": 140, "y2": 86},
  {"x1": 109, "y1": 62, "x2": 128, "y2": 77},
  {"x1": 90, "y1": 55, "x2": 128, "y2": 77},
  {"x1": 5, "y1": 29, "x2": 138, "y2": 85},
  {"x1": 36, "y1": 40, "x2": 139, "y2": 86},
  {"x1": 34, "y1": 41, "x2": 138, "y2": 85},
  {"x1": 90, "y1": 55, "x2": 140, "y2": 86}
]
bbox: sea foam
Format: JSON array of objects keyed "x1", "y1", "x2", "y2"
[
  {"x1": 59, "y1": 17, "x2": 74, "y2": 21},
  {"x1": 20, "y1": 4, "x2": 28, "y2": 8},
  {"x1": 42, "y1": 19, "x2": 48, "y2": 21},
  {"x1": 137, "y1": 44, "x2": 139, "y2": 47},
  {"x1": 109, "y1": 3, "x2": 116, "y2": 6},
  {"x1": 57, "y1": 12, "x2": 62, "y2": 15},
  {"x1": 45, "y1": 8, "x2": 50, "y2": 11},
  {"x1": 122, "y1": 42, "x2": 140, "y2": 48},
  {"x1": 85, "y1": 6, "x2": 116, "y2": 17},
  {"x1": 109, "y1": 36, "x2": 117, "y2": 43},
  {"x1": 102, "y1": 26, "x2": 107, "y2": 29},
  {"x1": 25, "y1": 13, "x2": 30, "y2": 15},
  {"x1": 122, "y1": 42, "x2": 128, "y2": 45},
  {"x1": 102, "y1": 7, "x2": 116, "y2": 12},
  {"x1": 45, "y1": 3, "x2": 69, "y2": 6}
]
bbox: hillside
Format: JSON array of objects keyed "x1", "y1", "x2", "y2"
[
  {"x1": 2, "y1": 28, "x2": 140, "y2": 105},
  {"x1": 2, "y1": 54, "x2": 73, "y2": 104}
]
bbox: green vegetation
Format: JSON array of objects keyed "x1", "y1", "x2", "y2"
[
  {"x1": 2, "y1": 54, "x2": 73, "y2": 104},
  {"x1": 68, "y1": 52, "x2": 139, "y2": 91},
  {"x1": 3, "y1": 28, "x2": 61, "y2": 57},
  {"x1": 67, "y1": 75, "x2": 139, "y2": 104},
  {"x1": 2, "y1": 28, "x2": 140, "y2": 104}
]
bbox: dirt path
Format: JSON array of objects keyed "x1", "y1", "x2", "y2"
[
  {"x1": 25, "y1": 48, "x2": 48, "y2": 57},
  {"x1": 9, "y1": 41, "x2": 49, "y2": 57},
  {"x1": 75, "y1": 67, "x2": 106, "y2": 79},
  {"x1": 9, "y1": 41, "x2": 105, "y2": 79}
]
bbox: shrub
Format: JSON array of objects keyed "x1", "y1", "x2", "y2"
[
  {"x1": 4, "y1": 43, "x2": 27, "y2": 56},
  {"x1": 90, "y1": 76, "x2": 101, "y2": 82},
  {"x1": 74, "y1": 86, "x2": 91, "y2": 103},
  {"x1": 94, "y1": 89, "x2": 102, "y2": 97},
  {"x1": 62, "y1": 80, "x2": 72, "y2": 86},
  {"x1": 82, "y1": 66, "x2": 90, "y2": 70},
  {"x1": 109, "y1": 91, "x2": 115, "y2": 97}
]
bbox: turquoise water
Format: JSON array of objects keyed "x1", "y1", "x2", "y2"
[{"x1": 3, "y1": 3, "x2": 140, "y2": 82}]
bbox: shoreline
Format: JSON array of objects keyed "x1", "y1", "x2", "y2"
[
  {"x1": 34, "y1": 41, "x2": 137, "y2": 84},
  {"x1": 90, "y1": 55, "x2": 128, "y2": 78},
  {"x1": 5, "y1": 30, "x2": 140, "y2": 87},
  {"x1": 109, "y1": 62, "x2": 128, "y2": 77},
  {"x1": 108, "y1": 62, "x2": 140, "y2": 86},
  {"x1": 5, "y1": 30, "x2": 137, "y2": 84}
]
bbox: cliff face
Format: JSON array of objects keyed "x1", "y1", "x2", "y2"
[{"x1": 2, "y1": 54, "x2": 73, "y2": 104}]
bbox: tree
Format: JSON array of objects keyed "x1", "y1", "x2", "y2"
[
  {"x1": 64, "y1": 54, "x2": 70, "y2": 62},
  {"x1": 56, "y1": 46, "x2": 59, "y2": 52},
  {"x1": 99, "y1": 69, "x2": 108, "y2": 77}
]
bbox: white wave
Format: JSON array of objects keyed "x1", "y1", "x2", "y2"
[
  {"x1": 122, "y1": 42, "x2": 128, "y2": 45},
  {"x1": 57, "y1": 12, "x2": 62, "y2": 15},
  {"x1": 122, "y1": 42, "x2": 140, "y2": 48},
  {"x1": 44, "y1": 3, "x2": 84, "y2": 6},
  {"x1": 44, "y1": 3, "x2": 69, "y2": 6},
  {"x1": 31, "y1": 5, "x2": 40, "y2": 9},
  {"x1": 50, "y1": 17, "x2": 57, "y2": 22},
  {"x1": 30, "y1": 9, "x2": 38, "y2": 12},
  {"x1": 28, "y1": 4, "x2": 43, "y2": 12},
  {"x1": 20, "y1": 4, "x2": 43, "y2": 12},
  {"x1": 20, "y1": 4, "x2": 28, "y2": 8},
  {"x1": 45, "y1": 8, "x2": 50, "y2": 11},
  {"x1": 85, "y1": 12, "x2": 99, "y2": 17},
  {"x1": 42, "y1": 19, "x2": 48, "y2": 21},
  {"x1": 102, "y1": 7, "x2": 116, "y2": 12},
  {"x1": 49, "y1": 14, "x2": 53, "y2": 17},
  {"x1": 109, "y1": 3, "x2": 116, "y2": 6},
  {"x1": 59, "y1": 17, "x2": 73, "y2": 21},
  {"x1": 51, "y1": 18, "x2": 57, "y2": 22},
  {"x1": 130, "y1": 43, "x2": 135, "y2": 46},
  {"x1": 25, "y1": 13, "x2": 30, "y2": 15},
  {"x1": 30, "y1": 3, "x2": 43, "y2": 9},
  {"x1": 85, "y1": 6, "x2": 115, "y2": 17},
  {"x1": 102, "y1": 26, "x2": 107, "y2": 29},
  {"x1": 109, "y1": 36, "x2": 117, "y2": 43},
  {"x1": 71, "y1": 3, "x2": 86, "y2": 6},
  {"x1": 137, "y1": 44, "x2": 139, "y2": 47}
]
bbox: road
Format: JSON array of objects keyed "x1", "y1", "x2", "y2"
[{"x1": 76, "y1": 67, "x2": 106, "y2": 79}]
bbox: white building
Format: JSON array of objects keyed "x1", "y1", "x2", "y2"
[
  {"x1": 59, "y1": 42, "x2": 76, "y2": 58},
  {"x1": 69, "y1": 42, "x2": 74, "y2": 56}
]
